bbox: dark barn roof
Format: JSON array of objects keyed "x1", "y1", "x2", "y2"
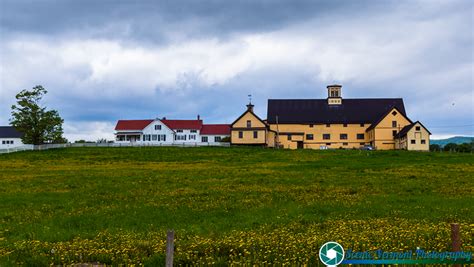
[
  {"x1": 0, "y1": 126, "x2": 23, "y2": 138},
  {"x1": 266, "y1": 98, "x2": 406, "y2": 124}
]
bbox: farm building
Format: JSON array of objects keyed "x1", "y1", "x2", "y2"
[
  {"x1": 114, "y1": 116, "x2": 230, "y2": 145},
  {"x1": 231, "y1": 85, "x2": 430, "y2": 151},
  {"x1": 0, "y1": 126, "x2": 24, "y2": 149}
]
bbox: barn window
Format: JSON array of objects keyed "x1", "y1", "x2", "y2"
[
  {"x1": 246, "y1": 120, "x2": 251, "y2": 128},
  {"x1": 238, "y1": 131, "x2": 243, "y2": 138}
]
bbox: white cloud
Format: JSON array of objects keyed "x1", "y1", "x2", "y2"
[
  {"x1": 63, "y1": 121, "x2": 115, "y2": 142},
  {"x1": 0, "y1": 0, "x2": 472, "y2": 139}
]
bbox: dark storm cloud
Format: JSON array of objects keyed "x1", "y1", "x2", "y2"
[{"x1": 1, "y1": 0, "x2": 394, "y2": 42}]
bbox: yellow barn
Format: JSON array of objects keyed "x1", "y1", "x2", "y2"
[{"x1": 231, "y1": 85, "x2": 430, "y2": 151}]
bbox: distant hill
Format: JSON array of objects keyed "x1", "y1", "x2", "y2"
[{"x1": 431, "y1": 136, "x2": 473, "y2": 147}]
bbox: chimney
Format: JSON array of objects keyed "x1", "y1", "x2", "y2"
[
  {"x1": 327, "y1": 84, "x2": 342, "y2": 105},
  {"x1": 162, "y1": 117, "x2": 166, "y2": 120},
  {"x1": 197, "y1": 114, "x2": 201, "y2": 120}
]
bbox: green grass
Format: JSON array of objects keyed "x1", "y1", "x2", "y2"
[{"x1": 0, "y1": 147, "x2": 472, "y2": 265}]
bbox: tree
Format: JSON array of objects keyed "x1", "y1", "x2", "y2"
[
  {"x1": 429, "y1": 144, "x2": 441, "y2": 152},
  {"x1": 457, "y1": 143, "x2": 472, "y2": 153},
  {"x1": 443, "y1": 143, "x2": 458, "y2": 152},
  {"x1": 10, "y1": 85, "x2": 66, "y2": 145}
]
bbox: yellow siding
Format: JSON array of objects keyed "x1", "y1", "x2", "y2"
[
  {"x1": 372, "y1": 108, "x2": 412, "y2": 150},
  {"x1": 405, "y1": 123, "x2": 430, "y2": 151},
  {"x1": 232, "y1": 112, "x2": 266, "y2": 128},
  {"x1": 270, "y1": 123, "x2": 370, "y2": 149},
  {"x1": 231, "y1": 111, "x2": 272, "y2": 146}
]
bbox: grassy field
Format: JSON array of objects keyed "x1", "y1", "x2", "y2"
[{"x1": 0, "y1": 147, "x2": 472, "y2": 265}]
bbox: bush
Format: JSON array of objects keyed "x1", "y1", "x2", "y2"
[
  {"x1": 429, "y1": 144, "x2": 441, "y2": 152},
  {"x1": 220, "y1": 136, "x2": 230, "y2": 143}
]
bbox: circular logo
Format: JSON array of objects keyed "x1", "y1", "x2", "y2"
[{"x1": 319, "y1": 241, "x2": 345, "y2": 266}]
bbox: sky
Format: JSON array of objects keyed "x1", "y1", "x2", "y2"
[{"x1": 0, "y1": 0, "x2": 473, "y2": 141}]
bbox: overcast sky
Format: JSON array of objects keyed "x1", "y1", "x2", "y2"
[{"x1": 0, "y1": 0, "x2": 472, "y2": 141}]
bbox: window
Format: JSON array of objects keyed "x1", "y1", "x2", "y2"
[
  {"x1": 306, "y1": 134, "x2": 314, "y2": 140},
  {"x1": 326, "y1": 143, "x2": 331, "y2": 146},
  {"x1": 202, "y1": 136, "x2": 208, "y2": 142},
  {"x1": 246, "y1": 120, "x2": 251, "y2": 128},
  {"x1": 392, "y1": 130, "x2": 398, "y2": 137},
  {"x1": 343, "y1": 142, "x2": 348, "y2": 146},
  {"x1": 215, "y1": 136, "x2": 221, "y2": 142},
  {"x1": 190, "y1": 129, "x2": 197, "y2": 133},
  {"x1": 253, "y1": 131, "x2": 258, "y2": 139},
  {"x1": 309, "y1": 124, "x2": 314, "y2": 128},
  {"x1": 152, "y1": 135, "x2": 158, "y2": 141},
  {"x1": 288, "y1": 134, "x2": 292, "y2": 140},
  {"x1": 176, "y1": 135, "x2": 186, "y2": 141},
  {"x1": 1, "y1": 141, "x2": 4, "y2": 144},
  {"x1": 155, "y1": 125, "x2": 161, "y2": 130},
  {"x1": 323, "y1": 134, "x2": 331, "y2": 140},
  {"x1": 176, "y1": 129, "x2": 183, "y2": 133},
  {"x1": 411, "y1": 140, "x2": 416, "y2": 144},
  {"x1": 340, "y1": 134, "x2": 348, "y2": 140},
  {"x1": 238, "y1": 131, "x2": 243, "y2": 138},
  {"x1": 392, "y1": 111, "x2": 398, "y2": 116},
  {"x1": 326, "y1": 123, "x2": 331, "y2": 127},
  {"x1": 360, "y1": 142, "x2": 365, "y2": 145},
  {"x1": 421, "y1": 140, "x2": 426, "y2": 144},
  {"x1": 143, "y1": 135, "x2": 151, "y2": 141},
  {"x1": 189, "y1": 135, "x2": 196, "y2": 140},
  {"x1": 392, "y1": 121, "x2": 397, "y2": 127},
  {"x1": 343, "y1": 124, "x2": 347, "y2": 127},
  {"x1": 416, "y1": 126, "x2": 421, "y2": 131},
  {"x1": 357, "y1": 133, "x2": 364, "y2": 140},
  {"x1": 158, "y1": 135, "x2": 166, "y2": 141},
  {"x1": 360, "y1": 123, "x2": 365, "y2": 127}
]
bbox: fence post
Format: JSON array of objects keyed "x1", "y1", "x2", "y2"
[
  {"x1": 451, "y1": 223, "x2": 461, "y2": 267},
  {"x1": 166, "y1": 230, "x2": 175, "y2": 267},
  {"x1": 451, "y1": 223, "x2": 461, "y2": 251}
]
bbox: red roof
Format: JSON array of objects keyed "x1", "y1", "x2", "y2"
[
  {"x1": 200, "y1": 124, "x2": 230, "y2": 135},
  {"x1": 115, "y1": 120, "x2": 154, "y2": 130},
  {"x1": 161, "y1": 119, "x2": 203, "y2": 130}
]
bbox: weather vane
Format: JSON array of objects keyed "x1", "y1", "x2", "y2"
[{"x1": 248, "y1": 94, "x2": 252, "y2": 104}]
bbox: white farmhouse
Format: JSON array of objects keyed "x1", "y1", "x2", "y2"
[
  {"x1": 0, "y1": 126, "x2": 24, "y2": 149},
  {"x1": 114, "y1": 116, "x2": 230, "y2": 145}
]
